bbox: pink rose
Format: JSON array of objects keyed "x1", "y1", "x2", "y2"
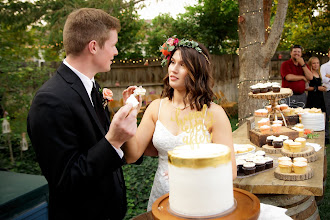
[
  {"x1": 103, "y1": 88, "x2": 113, "y2": 101},
  {"x1": 167, "y1": 38, "x2": 175, "y2": 46},
  {"x1": 173, "y1": 38, "x2": 179, "y2": 45}
]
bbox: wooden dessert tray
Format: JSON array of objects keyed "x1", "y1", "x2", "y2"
[
  {"x1": 248, "y1": 88, "x2": 293, "y2": 100},
  {"x1": 262, "y1": 144, "x2": 282, "y2": 154},
  {"x1": 152, "y1": 188, "x2": 260, "y2": 220},
  {"x1": 281, "y1": 146, "x2": 318, "y2": 162},
  {"x1": 249, "y1": 88, "x2": 293, "y2": 127},
  {"x1": 274, "y1": 166, "x2": 313, "y2": 181}
]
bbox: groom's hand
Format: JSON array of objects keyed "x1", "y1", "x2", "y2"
[{"x1": 105, "y1": 103, "x2": 137, "y2": 149}]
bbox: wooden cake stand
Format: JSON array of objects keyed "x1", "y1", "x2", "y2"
[
  {"x1": 249, "y1": 88, "x2": 293, "y2": 126},
  {"x1": 281, "y1": 146, "x2": 318, "y2": 162},
  {"x1": 274, "y1": 166, "x2": 314, "y2": 181},
  {"x1": 152, "y1": 188, "x2": 260, "y2": 220}
]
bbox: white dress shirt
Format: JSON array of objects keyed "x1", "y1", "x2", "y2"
[
  {"x1": 321, "y1": 60, "x2": 330, "y2": 91},
  {"x1": 63, "y1": 59, "x2": 124, "y2": 158}
]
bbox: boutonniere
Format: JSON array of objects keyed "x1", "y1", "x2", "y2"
[{"x1": 100, "y1": 88, "x2": 113, "y2": 108}]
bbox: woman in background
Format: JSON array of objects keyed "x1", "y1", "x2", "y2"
[{"x1": 305, "y1": 56, "x2": 326, "y2": 112}]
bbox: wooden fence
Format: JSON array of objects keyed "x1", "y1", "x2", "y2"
[{"x1": 50, "y1": 52, "x2": 329, "y2": 103}]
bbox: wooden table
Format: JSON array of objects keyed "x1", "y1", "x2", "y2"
[{"x1": 233, "y1": 122, "x2": 325, "y2": 220}]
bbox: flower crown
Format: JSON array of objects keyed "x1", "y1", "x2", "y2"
[{"x1": 159, "y1": 36, "x2": 210, "y2": 67}]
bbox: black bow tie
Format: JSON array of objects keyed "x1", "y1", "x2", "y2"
[{"x1": 91, "y1": 83, "x2": 107, "y2": 130}]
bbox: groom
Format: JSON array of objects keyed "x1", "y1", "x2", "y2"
[{"x1": 27, "y1": 8, "x2": 138, "y2": 219}]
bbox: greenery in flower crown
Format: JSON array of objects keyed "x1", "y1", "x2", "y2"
[{"x1": 159, "y1": 36, "x2": 204, "y2": 67}]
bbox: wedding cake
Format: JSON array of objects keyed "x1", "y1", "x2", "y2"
[
  {"x1": 301, "y1": 113, "x2": 325, "y2": 131},
  {"x1": 168, "y1": 143, "x2": 234, "y2": 217}
]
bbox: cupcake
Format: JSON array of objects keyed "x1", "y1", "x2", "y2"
[
  {"x1": 260, "y1": 125, "x2": 271, "y2": 134},
  {"x1": 272, "y1": 124, "x2": 282, "y2": 133},
  {"x1": 272, "y1": 137, "x2": 283, "y2": 148},
  {"x1": 258, "y1": 118, "x2": 270, "y2": 128},
  {"x1": 259, "y1": 84, "x2": 268, "y2": 93},
  {"x1": 295, "y1": 123, "x2": 304, "y2": 129},
  {"x1": 243, "y1": 162, "x2": 256, "y2": 175},
  {"x1": 280, "y1": 104, "x2": 289, "y2": 111},
  {"x1": 293, "y1": 157, "x2": 308, "y2": 163},
  {"x1": 283, "y1": 139, "x2": 294, "y2": 150},
  {"x1": 236, "y1": 159, "x2": 245, "y2": 174},
  {"x1": 296, "y1": 128, "x2": 304, "y2": 137},
  {"x1": 255, "y1": 109, "x2": 268, "y2": 117},
  {"x1": 278, "y1": 156, "x2": 291, "y2": 163},
  {"x1": 279, "y1": 161, "x2": 293, "y2": 173},
  {"x1": 273, "y1": 120, "x2": 283, "y2": 126},
  {"x1": 295, "y1": 137, "x2": 306, "y2": 148},
  {"x1": 255, "y1": 150, "x2": 266, "y2": 157},
  {"x1": 250, "y1": 85, "x2": 260, "y2": 94},
  {"x1": 265, "y1": 105, "x2": 272, "y2": 113},
  {"x1": 266, "y1": 135, "x2": 276, "y2": 146},
  {"x1": 254, "y1": 158, "x2": 266, "y2": 172},
  {"x1": 265, "y1": 82, "x2": 272, "y2": 92},
  {"x1": 293, "y1": 161, "x2": 308, "y2": 174},
  {"x1": 289, "y1": 141, "x2": 302, "y2": 153},
  {"x1": 264, "y1": 157, "x2": 274, "y2": 169},
  {"x1": 279, "y1": 135, "x2": 289, "y2": 141},
  {"x1": 272, "y1": 85, "x2": 281, "y2": 93}
]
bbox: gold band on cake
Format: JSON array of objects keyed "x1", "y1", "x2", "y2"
[{"x1": 168, "y1": 144, "x2": 231, "y2": 168}]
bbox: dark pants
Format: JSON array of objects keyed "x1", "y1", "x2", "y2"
[
  {"x1": 324, "y1": 91, "x2": 330, "y2": 140},
  {"x1": 281, "y1": 93, "x2": 307, "y2": 108}
]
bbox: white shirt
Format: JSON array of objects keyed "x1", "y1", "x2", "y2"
[
  {"x1": 63, "y1": 59, "x2": 124, "y2": 158},
  {"x1": 321, "y1": 60, "x2": 330, "y2": 91}
]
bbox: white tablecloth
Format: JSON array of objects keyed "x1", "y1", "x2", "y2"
[{"x1": 258, "y1": 203, "x2": 292, "y2": 220}]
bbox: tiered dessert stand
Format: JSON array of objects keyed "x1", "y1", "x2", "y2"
[{"x1": 248, "y1": 88, "x2": 293, "y2": 127}]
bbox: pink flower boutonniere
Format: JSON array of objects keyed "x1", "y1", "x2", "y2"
[{"x1": 102, "y1": 88, "x2": 113, "y2": 108}]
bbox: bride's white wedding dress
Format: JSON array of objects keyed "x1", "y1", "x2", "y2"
[{"x1": 147, "y1": 99, "x2": 211, "y2": 211}]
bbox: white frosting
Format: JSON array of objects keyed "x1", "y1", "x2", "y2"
[
  {"x1": 126, "y1": 94, "x2": 139, "y2": 108},
  {"x1": 301, "y1": 113, "x2": 325, "y2": 131},
  {"x1": 133, "y1": 86, "x2": 146, "y2": 96},
  {"x1": 168, "y1": 144, "x2": 234, "y2": 217}
]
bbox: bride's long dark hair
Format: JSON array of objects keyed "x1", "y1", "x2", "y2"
[{"x1": 161, "y1": 42, "x2": 215, "y2": 111}]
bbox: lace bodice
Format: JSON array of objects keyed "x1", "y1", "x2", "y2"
[{"x1": 147, "y1": 99, "x2": 211, "y2": 211}]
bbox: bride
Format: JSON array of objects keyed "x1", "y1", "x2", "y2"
[{"x1": 123, "y1": 37, "x2": 236, "y2": 211}]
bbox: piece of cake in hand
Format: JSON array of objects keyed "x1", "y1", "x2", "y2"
[
  {"x1": 133, "y1": 85, "x2": 146, "y2": 96},
  {"x1": 126, "y1": 86, "x2": 146, "y2": 108}
]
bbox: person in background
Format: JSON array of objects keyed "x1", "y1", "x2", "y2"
[
  {"x1": 27, "y1": 8, "x2": 139, "y2": 219},
  {"x1": 305, "y1": 56, "x2": 326, "y2": 112},
  {"x1": 321, "y1": 48, "x2": 330, "y2": 145},
  {"x1": 122, "y1": 37, "x2": 237, "y2": 211},
  {"x1": 281, "y1": 45, "x2": 313, "y2": 108}
]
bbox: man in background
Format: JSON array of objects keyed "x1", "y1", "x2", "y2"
[{"x1": 281, "y1": 45, "x2": 313, "y2": 107}]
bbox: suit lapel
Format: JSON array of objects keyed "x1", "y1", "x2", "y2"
[
  {"x1": 95, "y1": 82, "x2": 111, "y2": 126},
  {"x1": 57, "y1": 63, "x2": 106, "y2": 135}
]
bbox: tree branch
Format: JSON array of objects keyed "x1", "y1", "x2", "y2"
[{"x1": 259, "y1": 0, "x2": 288, "y2": 68}]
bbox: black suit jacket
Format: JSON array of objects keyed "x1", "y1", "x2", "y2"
[{"x1": 27, "y1": 63, "x2": 127, "y2": 220}]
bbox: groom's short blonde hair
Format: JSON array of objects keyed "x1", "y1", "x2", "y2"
[{"x1": 63, "y1": 8, "x2": 120, "y2": 56}]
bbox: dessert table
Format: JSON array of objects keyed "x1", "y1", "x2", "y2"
[{"x1": 233, "y1": 122, "x2": 325, "y2": 220}]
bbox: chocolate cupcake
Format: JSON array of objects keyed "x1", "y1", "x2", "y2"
[
  {"x1": 266, "y1": 135, "x2": 276, "y2": 146},
  {"x1": 272, "y1": 137, "x2": 283, "y2": 148},
  {"x1": 243, "y1": 162, "x2": 256, "y2": 175},
  {"x1": 250, "y1": 85, "x2": 260, "y2": 94},
  {"x1": 272, "y1": 85, "x2": 281, "y2": 92},
  {"x1": 264, "y1": 157, "x2": 274, "y2": 169},
  {"x1": 259, "y1": 84, "x2": 268, "y2": 93},
  {"x1": 236, "y1": 159, "x2": 245, "y2": 175},
  {"x1": 253, "y1": 158, "x2": 266, "y2": 172}
]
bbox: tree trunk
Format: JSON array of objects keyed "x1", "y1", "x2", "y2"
[{"x1": 238, "y1": 0, "x2": 288, "y2": 125}]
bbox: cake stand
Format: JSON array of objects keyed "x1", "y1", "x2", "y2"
[
  {"x1": 248, "y1": 88, "x2": 293, "y2": 127},
  {"x1": 152, "y1": 188, "x2": 260, "y2": 220}
]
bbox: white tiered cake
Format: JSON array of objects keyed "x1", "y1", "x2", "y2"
[
  {"x1": 168, "y1": 143, "x2": 234, "y2": 217},
  {"x1": 301, "y1": 113, "x2": 325, "y2": 131}
]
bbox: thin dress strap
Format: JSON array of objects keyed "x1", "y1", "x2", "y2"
[
  {"x1": 202, "y1": 104, "x2": 209, "y2": 125},
  {"x1": 157, "y1": 99, "x2": 163, "y2": 120}
]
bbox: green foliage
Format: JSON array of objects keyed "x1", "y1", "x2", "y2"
[
  {"x1": 277, "y1": 0, "x2": 330, "y2": 53},
  {"x1": 122, "y1": 156, "x2": 158, "y2": 219}
]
